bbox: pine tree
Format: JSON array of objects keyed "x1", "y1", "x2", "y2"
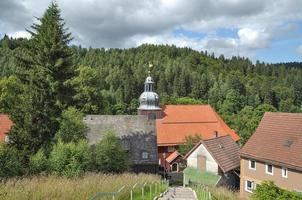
[
  {"x1": 28, "y1": 1, "x2": 74, "y2": 109},
  {"x1": 8, "y1": 2, "x2": 74, "y2": 155}
]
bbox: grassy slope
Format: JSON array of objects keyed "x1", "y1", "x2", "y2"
[
  {"x1": 0, "y1": 173, "x2": 167, "y2": 200},
  {"x1": 184, "y1": 167, "x2": 220, "y2": 186}
]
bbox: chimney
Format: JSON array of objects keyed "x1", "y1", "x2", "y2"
[{"x1": 213, "y1": 131, "x2": 219, "y2": 138}]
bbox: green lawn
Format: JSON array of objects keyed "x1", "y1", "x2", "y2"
[{"x1": 184, "y1": 167, "x2": 220, "y2": 186}]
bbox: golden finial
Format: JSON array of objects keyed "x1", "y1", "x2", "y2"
[{"x1": 148, "y1": 62, "x2": 154, "y2": 76}]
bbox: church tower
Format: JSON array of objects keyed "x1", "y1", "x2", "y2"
[{"x1": 138, "y1": 72, "x2": 162, "y2": 119}]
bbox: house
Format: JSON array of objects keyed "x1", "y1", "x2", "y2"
[
  {"x1": 239, "y1": 112, "x2": 302, "y2": 196},
  {"x1": 184, "y1": 135, "x2": 240, "y2": 187},
  {"x1": 155, "y1": 105, "x2": 240, "y2": 171},
  {"x1": 0, "y1": 114, "x2": 12, "y2": 143},
  {"x1": 84, "y1": 115, "x2": 158, "y2": 173}
]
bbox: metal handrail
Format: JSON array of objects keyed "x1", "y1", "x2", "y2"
[
  {"x1": 89, "y1": 185, "x2": 125, "y2": 200},
  {"x1": 89, "y1": 180, "x2": 168, "y2": 200}
]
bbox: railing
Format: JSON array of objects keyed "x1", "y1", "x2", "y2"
[
  {"x1": 89, "y1": 180, "x2": 169, "y2": 200},
  {"x1": 192, "y1": 184, "x2": 216, "y2": 200},
  {"x1": 89, "y1": 185, "x2": 125, "y2": 200}
]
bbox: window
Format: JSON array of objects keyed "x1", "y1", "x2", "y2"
[
  {"x1": 282, "y1": 168, "x2": 288, "y2": 178},
  {"x1": 266, "y1": 164, "x2": 274, "y2": 175},
  {"x1": 249, "y1": 160, "x2": 256, "y2": 170},
  {"x1": 245, "y1": 180, "x2": 254, "y2": 193},
  {"x1": 142, "y1": 152, "x2": 149, "y2": 159}
]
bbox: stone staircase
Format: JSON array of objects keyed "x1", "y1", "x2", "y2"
[{"x1": 158, "y1": 186, "x2": 197, "y2": 200}]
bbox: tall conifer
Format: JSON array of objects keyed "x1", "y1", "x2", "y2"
[{"x1": 9, "y1": 2, "x2": 74, "y2": 155}]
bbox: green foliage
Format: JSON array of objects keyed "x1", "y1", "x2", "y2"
[
  {"x1": 0, "y1": 76, "x2": 24, "y2": 113},
  {"x1": 95, "y1": 131, "x2": 130, "y2": 173},
  {"x1": 252, "y1": 181, "x2": 302, "y2": 200},
  {"x1": 0, "y1": 142, "x2": 22, "y2": 178},
  {"x1": 178, "y1": 134, "x2": 202, "y2": 155},
  {"x1": 173, "y1": 97, "x2": 205, "y2": 105},
  {"x1": 49, "y1": 140, "x2": 91, "y2": 177},
  {"x1": 234, "y1": 104, "x2": 276, "y2": 145},
  {"x1": 29, "y1": 149, "x2": 48, "y2": 174},
  {"x1": 3, "y1": 2, "x2": 75, "y2": 157},
  {"x1": 56, "y1": 107, "x2": 87, "y2": 143},
  {"x1": 68, "y1": 66, "x2": 104, "y2": 114},
  {"x1": 27, "y1": 2, "x2": 74, "y2": 109}
]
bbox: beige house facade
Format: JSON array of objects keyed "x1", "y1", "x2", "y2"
[
  {"x1": 239, "y1": 112, "x2": 302, "y2": 197},
  {"x1": 240, "y1": 158, "x2": 302, "y2": 196}
]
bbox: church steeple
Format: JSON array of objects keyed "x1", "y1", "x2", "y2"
[{"x1": 137, "y1": 65, "x2": 162, "y2": 119}]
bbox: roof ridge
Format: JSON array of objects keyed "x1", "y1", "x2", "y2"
[{"x1": 203, "y1": 134, "x2": 230, "y2": 141}]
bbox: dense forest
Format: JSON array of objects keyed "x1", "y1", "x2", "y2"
[
  {"x1": 1, "y1": 35, "x2": 302, "y2": 145},
  {"x1": 1, "y1": 2, "x2": 302, "y2": 162}
]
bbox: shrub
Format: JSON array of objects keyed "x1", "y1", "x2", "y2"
[
  {"x1": 178, "y1": 134, "x2": 202, "y2": 155},
  {"x1": 252, "y1": 181, "x2": 302, "y2": 200},
  {"x1": 95, "y1": 131, "x2": 130, "y2": 173},
  {"x1": 29, "y1": 149, "x2": 48, "y2": 174},
  {"x1": 49, "y1": 139, "x2": 91, "y2": 177},
  {"x1": 0, "y1": 142, "x2": 22, "y2": 178}
]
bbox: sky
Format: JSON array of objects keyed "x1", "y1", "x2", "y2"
[{"x1": 0, "y1": 0, "x2": 302, "y2": 63}]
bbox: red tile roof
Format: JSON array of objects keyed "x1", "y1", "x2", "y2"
[
  {"x1": 184, "y1": 135, "x2": 240, "y2": 173},
  {"x1": 166, "y1": 150, "x2": 182, "y2": 163},
  {"x1": 0, "y1": 114, "x2": 12, "y2": 141},
  {"x1": 240, "y1": 112, "x2": 302, "y2": 171},
  {"x1": 156, "y1": 105, "x2": 240, "y2": 146}
]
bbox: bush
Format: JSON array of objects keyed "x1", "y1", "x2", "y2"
[
  {"x1": 252, "y1": 181, "x2": 302, "y2": 200},
  {"x1": 29, "y1": 149, "x2": 48, "y2": 174},
  {"x1": 95, "y1": 131, "x2": 130, "y2": 173},
  {"x1": 49, "y1": 140, "x2": 92, "y2": 177},
  {"x1": 0, "y1": 142, "x2": 22, "y2": 178}
]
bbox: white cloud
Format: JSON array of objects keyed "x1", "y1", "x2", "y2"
[
  {"x1": 238, "y1": 28, "x2": 271, "y2": 49},
  {"x1": 8, "y1": 31, "x2": 31, "y2": 39},
  {"x1": 0, "y1": 0, "x2": 302, "y2": 60}
]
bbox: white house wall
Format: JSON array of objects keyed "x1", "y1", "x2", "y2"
[{"x1": 187, "y1": 144, "x2": 218, "y2": 174}]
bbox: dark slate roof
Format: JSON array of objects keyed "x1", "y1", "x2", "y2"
[
  {"x1": 84, "y1": 115, "x2": 156, "y2": 145},
  {"x1": 185, "y1": 135, "x2": 240, "y2": 173},
  {"x1": 240, "y1": 112, "x2": 302, "y2": 171}
]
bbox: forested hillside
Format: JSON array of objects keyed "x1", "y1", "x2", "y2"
[{"x1": 1, "y1": 34, "x2": 302, "y2": 145}]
